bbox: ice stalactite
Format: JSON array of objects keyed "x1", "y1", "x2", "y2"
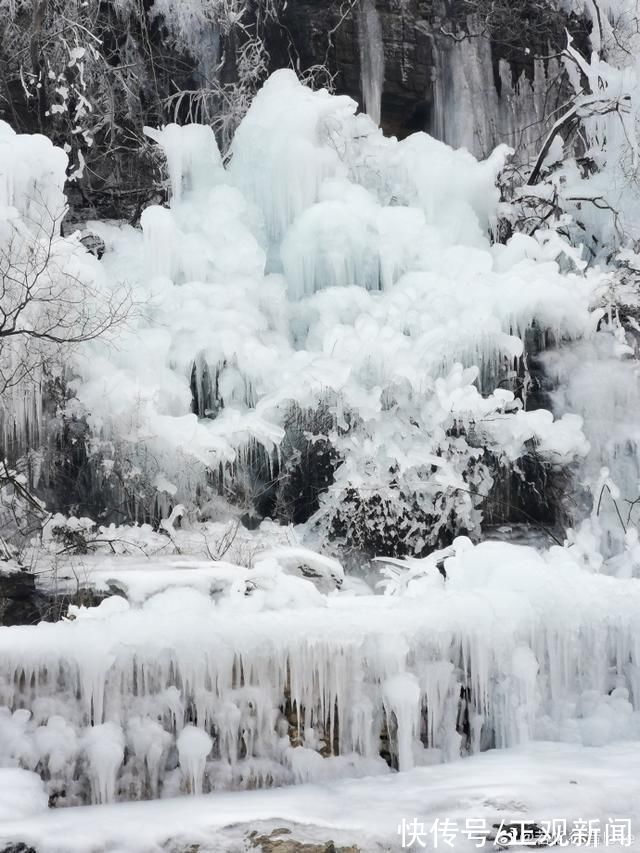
[
  {"x1": 141, "y1": 206, "x2": 176, "y2": 281},
  {"x1": 177, "y1": 725, "x2": 213, "y2": 795},
  {"x1": 430, "y1": 36, "x2": 445, "y2": 144},
  {"x1": 1, "y1": 392, "x2": 43, "y2": 464},
  {"x1": 83, "y1": 723, "x2": 125, "y2": 804},
  {"x1": 358, "y1": 0, "x2": 385, "y2": 127},
  {"x1": 1, "y1": 542, "x2": 640, "y2": 804},
  {"x1": 144, "y1": 124, "x2": 223, "y2": 205},
  {"x1": 382, "y1": 673, "x2": 421, "y2": 771},
  {"x1": 421, "y1": 660, "x2": 456, "y2": 751},
  {"x1": 127, "y1": 717, "x2": 172, "y2": 800},
  {"x1": 431, "y1": 26, "x2": 562, "y2": 160}
]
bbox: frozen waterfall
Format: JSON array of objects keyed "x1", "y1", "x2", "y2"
[
  {"x1": 359, "y1": 0, "x2": 385, "y2": 127},
  {"x1": 1, "y1": 541, "x2": 640, "y2": 804},
  {"x1": 3, "y1": 55, "x2": 640, "y2": 818}
]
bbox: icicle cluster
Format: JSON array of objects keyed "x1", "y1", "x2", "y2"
[{"x1": 1, "y1": 539, "x2": 640, "y2": 804}]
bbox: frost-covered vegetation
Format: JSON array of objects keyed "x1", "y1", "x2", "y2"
[
  {"x1": 0, "y1": 73, "x2": 606, "y2": 559},
  {"x1": 3, "y1": 0, "x2": 640, "y2": 848}
]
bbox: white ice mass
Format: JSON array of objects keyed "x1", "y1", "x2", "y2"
[
  {"x1": 1, "y1": 539, "x2": 640, "y2": 804},
  {"x1": 29, "y1": 69, "x2": 603, "y2": 553},
  {"x1": 3, "y1": 8, "x2": 640, "y2": 848}
]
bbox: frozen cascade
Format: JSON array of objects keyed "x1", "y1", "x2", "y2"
[
  {"x1": 382, "y1": 673, "x2": 421, "y2": 771},
  {"x1": 177, "y1": 725, "x2": 213, "y2": 795},
  {"x1": 5, "y1": 66, "x2": 640, "y2": 809},
  {"x1": 1, "y1": 72, "x2": 602, "y2": 517},
  {"x1": 2, "y1": 541, "x2": 640, "y2": 804},
  {"x1": 358, "y1": 0, "x2": 385, "y2": 127},
  {"x1": 83, "y1": 723, "x2": 125, "y2": 804},
  {"x1": 431, "y1": 24, "x2": 562, "y2": 159},
  {"x1": 544, "y1": 331, "x2": 640, "y2": 557}
]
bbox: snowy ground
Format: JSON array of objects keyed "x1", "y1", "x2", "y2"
[{"x1": 0, "y1": 742, "x2": 638, "y2": 852}]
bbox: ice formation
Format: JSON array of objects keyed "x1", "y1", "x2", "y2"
[
  {"x1": 0, "y1": 121, "x2": 125, "y2": 465},
  {"x1": 4, "y1": 34, "x2": 640, "y2": 814},
  {"x1": 2, "y1": 742, "x2": 640, "y2": 853},
  {"x1": 18, "y1": 68, "x2": 603, "y2": 553},
  {"x1": 177, "y1": 726, "x2": 213, "y2": 795},
  {"x1": 358, "y1": 0, "x2": 385, "y2": 127},
  {"x1": 431, "y1": 30, "x2": 565, "y2": 159},
  {"x1": 1, "y1": 540, "x2": 640, "y2": 805}
]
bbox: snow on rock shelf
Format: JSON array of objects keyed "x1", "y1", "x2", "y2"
[{"x1": 2, "y1": 539, "x2": 640, "y2": 807}]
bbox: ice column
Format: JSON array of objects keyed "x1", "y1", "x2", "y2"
[
  {"x1": 383, "y1": 673, "x2": 421, "y2": 771},
  {"x1": 359, "y1": 0, "x2": 385, "y2": 126},
  {"x1": 177, "y1": 725, "x2": 213, "y2": 795},
  {"x1": 83, "y1": 723, "x2": 125, "y2": 804},
  {"x1": 141, "y1": 205, "x2": 176, "y2": 281}
]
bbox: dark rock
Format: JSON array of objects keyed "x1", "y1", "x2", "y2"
[
  {"x1": 262, "y1": 0, "x2": 436, "y2": 140},
  {"x1": 248, "y1": 829, "x2": 359, "y2": 853},
  {"x1": 260, "y1": 0, "x2": 591, "y2": 147},
  {"x1": 0, "y1": 570, "x2": 44, "y2": 626},
  {"x1": 1, "y1": 844, "x2": 38, "y2": 853},
  {"x1": 0, "y1": 568, "x2": 108, "y2": 627}
]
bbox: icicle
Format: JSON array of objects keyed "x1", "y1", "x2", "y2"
[
  {"x1": 177, "y1": 724, "x2": 212, "y2": 795},
  {"x1": 127, "y1": 717, "x2": 172, "y2": 799},
  {"x1": 141, "y1": 206, "x2": 176, "y2": 281},
  {"x1": 143, "y1": 124, "x2": 222, "y2": 204},
  {"x1": 510, "y1": 645, "x2": 539, "y2": 746},
  {"x1": 382, "y1": 673, "x2": 421, "y2": 771},
  {"x1": 214, "y1": 700, "x2": 241, "y2": 765},
  {"x1": 421, "y1": 660, "x2": 454, "y2": 748},
  {"x1": 358, "y1": 0, "x2": 385, "y2": 127},
  {"x1": 83, "y1": 723, "x2": 124, "y2": 804}
]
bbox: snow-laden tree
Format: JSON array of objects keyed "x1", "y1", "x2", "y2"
[
  {"x1": 0, "y1": 121, "x2": 132, "y2": 552},
  {"x1": 505, "y1": 1, "x2": 640, "y2": 257},
  {"x1": 0, "y1": 122, "x2": 130, "y2": 398},
  {"x1": 495, "y1": 1, "x2": 640, "y2": 554},
  {"x1": 0, "y1": 0, "x2": 290, "y2": 217}
]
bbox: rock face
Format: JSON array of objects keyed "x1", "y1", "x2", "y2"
[
  {"x1": 261, "y1": 0, "x2": 590, "y2": 155},
  {"x1": 0, "y1": 566, "x2": 105, "y2": 627},
  {"x1": 0, "y1": 0, "x2": 591, "y2": 220},
  {"x1": 263, "y1": 0, "x2": 436, "y2": 141},
  {"x1": 248, "y1": 829, "x2": 360, "y2": 853},
  {"x1": 0, "y1": 570, "x2": 42, "y2": 627}
]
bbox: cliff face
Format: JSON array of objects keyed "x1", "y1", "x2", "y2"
[
  {"x1": 0, "y1": 0, "x2": 591, "y2": 223},
  {"x1": 262, "y1": 0, "x2": 590, "y2": 158},
  {"x1": 263, "y1": 0, "x2": 436, "y2": 141}
]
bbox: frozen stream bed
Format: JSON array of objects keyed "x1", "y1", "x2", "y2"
[{"x1": 0, "y1": 741, "x2": 638, "y2": 851}]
